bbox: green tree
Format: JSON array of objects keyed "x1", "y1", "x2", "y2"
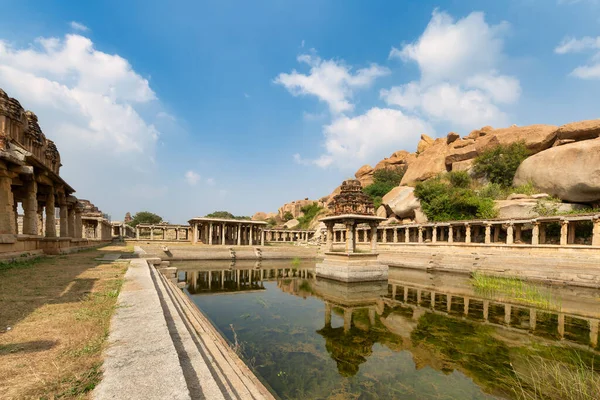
[
  {"x1": 473, "y1": 142, "x2": 530, "y2": 187},
  {"x1": 127, "y1": 211, "x2": 163, "y2": 227},
  {"x1": 297, "y1": 203, "x2": 323, "y2": 229},
  {"x1": 205, "y1": 211, "x2": 249, "y2": 220},
  {"x1": 363, "y1": 166, "x2": 406, "y2": 209},
  {"x1": 283, "y1": 211, "x2": 294, "y2": 222}
]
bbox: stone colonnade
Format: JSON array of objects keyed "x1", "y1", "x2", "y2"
[
  {"x1": 81, "y1": 217, "x2": 113, "y2": 240},
  {"x1": 189, "y1": 218, "x2": 267, "y2": 246},
  {"x1": 386, "y1": 280, "x2": 599, "y2": 348},
  {"x1": 322, "y1": 215, "x2": 600, "y2": 248},
  {"x1": 135, "y1": 224, "x2": 191, "y2": 241},
  {"x1": 264, "y1": 229, "x2": 314, "y2": 243}
]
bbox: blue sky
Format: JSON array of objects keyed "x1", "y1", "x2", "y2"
[{"x1": 0, "y1": 0, "x2": 599, "y2": 223}]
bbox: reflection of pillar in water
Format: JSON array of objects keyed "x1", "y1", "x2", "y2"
[
  {"x1": 483, "y1": 300, "x2": 489, "y2": 321},
  {"x1": 221, "y1": 270, "x2": 225, "y2": 289},
  {"x1": 447, "y1": 295, "x2": 452, "y2": 313},
  {"x1": 368, "y1": 308, "x2": 376, "y2": 326},
  {"x1": 431, "y1": 291, "x2": 435, "y2": 308},
  {"x1": 590, "y1": 319, "x2": 598, "y2": 348},
  {"x1": 391, "y1": 285, "x2": 397, "y2": 300},
  {"x1": 236, "y1": 269, "x2": 240, "y2": 289},
  {"x1": 325, "y1": 303, "x2": 332, "y2": 327},
  {"x1": 403, "y1": 286, "x2": 408, "y2": 302},
  {"x1": 417, "y1": 289, "x2": 422, "y2": 305},
  {"x1": 343, "y1": 308, "x2": 352, "y2": 333},
  {"x1": 530, "y1": 308, "x2": 537, "y2": 331},
  {"x1": 558, "y1": 313, "x2": 565, "y2": 338},
  {"x1": 208, "y1": 271, "x2": 212, "y2": 290},
  {"x1": 464, "y1": 297, "x2": 470, "y2": 316},
  {"x1": 504, "y1": 304, "x2": 511, "y2": 325}
]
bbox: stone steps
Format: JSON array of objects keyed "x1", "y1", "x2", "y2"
[{"x1": 153, "y1": 265, "x2": 274, "y2": 400}]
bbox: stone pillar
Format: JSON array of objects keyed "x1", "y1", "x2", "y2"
[
  {"x1": 45, "y1": 187, "x2": 56, "y2": 238},
  {"x1": 150, "y1": 226, "x2": 154, "y2": 240},
  {"x1": 432, "y1": 226, "x2": 437, "y2": 243},
  {"x1": 382, "y1": 228, "x2": 387, "y2": 243},
  {"x1": 326, "y1": 223, "x2": 334, "y2": 252},
  {"x1": 192, "y1": 223, "x2": 198, "y2": 244},
  {"x1": 37, "y1": 205, "x2": 44, "y2": 236},
  {"x1": 162, "y1": 228, "x2": 166, "y2": 240},
  {"x1": 393, "y1": 228, "x2": 398, "y2": 243},
  {"x1": 484, "y1": 224, "x2": 491, "y2": 244},
  {"x1": 592, "y1": 217, "x2": 600, "y2": 247},
  {"x1": 448, "y1": 226, "x2": 453, "y2": 244},
  {"x1": 237, "y1": 224, "x2": 242, "y2": 246},
  {"x1": 0, "y1": 168, "x2": 16, "y2": 235},
  {"x1": 22, "y1": 179, "x2": 38, "y2": 235},
  {"x1": 418, "y1": 227, "x2": 423, "y2": 243},
  {"x1": 59, "y1": 195, "x2": 68, "y2": 238},
  {"x1": 208, "y1": 223, "x2": 213, "y2": 245},
  {"x1": 67, "y1": 207, "x2": 75, "y2": 238},
  {"x1": 404, "y1": 227, "x2": 410, "y2": 243},
  {"x1": 532, "y1": 222, "x2": 539, "y2": 245},
  {"x1": 75, "y1": 209, "x2": 82, "y2": 238},
  {"x1": 249, "y1": 226, "x2": 254, "y2": 245},
  {"x1": 346, "y1": 221, "x2": 355, "y2": 253},
  {"x1": 506, "y1": 223, "x2": 514, "y2": 245},
  {"x1": 465, "y1": 224, "x2": 471, "y2": 244},
  {"x1": 261, "y1": 229, "x2": 265, "y2": 246},
  {"x1": 370, "y1": 223, "x2": 378, "y2": 251},
  {"x1": 560, "y1": 220, "x2": 568, "y2": 246},
  {"x1": 221, "y1": 223, "x2": 226, "y2": 245}
]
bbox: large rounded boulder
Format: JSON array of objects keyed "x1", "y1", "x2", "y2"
[
  {"x1": 513, "y1": 138, "x2": 600, "y2": 203},
  {"x1": 382, "y1": 186, "x2": 421, "y2": 218}
]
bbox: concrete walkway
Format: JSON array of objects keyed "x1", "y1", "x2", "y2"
[{"x1": 94, "y1": 258, "x2": 274, "y2": 400}]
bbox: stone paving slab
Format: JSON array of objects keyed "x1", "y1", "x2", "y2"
[
  {"x1": 94, "y1": 253, "x2": 122, "y2": 262},
  {"x1": 93, "y1": 259, "x2": 190, "y2": 400}
]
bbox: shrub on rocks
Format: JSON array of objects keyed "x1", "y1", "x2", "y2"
[{"x1": 473, "y1": 142, "x2": 530, "y2": 187}]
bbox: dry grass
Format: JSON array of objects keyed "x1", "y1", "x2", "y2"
[{"x1": 0, "y1": 245, "x2": 131, "y2": 399}]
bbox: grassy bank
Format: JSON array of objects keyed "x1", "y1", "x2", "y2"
[{"x1": 0, "y1": 245, "x2": 131, "y2": 399}]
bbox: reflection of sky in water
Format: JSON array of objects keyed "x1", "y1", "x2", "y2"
[{"x1": 188, "y1": 280, "x2": 499, "y2": 400}]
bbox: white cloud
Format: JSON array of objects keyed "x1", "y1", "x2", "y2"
[
  {"x1": 185, "y1": 170, "x2": 201, "y2": 186},
  {"x1": 302, "y1": 108, "x2": 433, "y2": 169},
  {"x1": 384, "y1": 10, "x2": 519, "y2": 130},
  {"x1": 70, "y1": 21, "x2": 89, "y2": 32},
  {"x1": 555, "y1": 36, "x2": 600, "y2": 54},
  {"x1": 555, "y1": 35, "x2": 600, "y2": 79},
  {"x1": 0, "y1": 33, "x2": 163, "y2": 215},
  {"x1": 206, "y1": 177, "x2": 215, "y2": 185},
  {"x1": 274, "y1": 53, "x2": 389, "y2": 114}
]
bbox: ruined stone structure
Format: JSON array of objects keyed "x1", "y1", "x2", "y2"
[
  {"x1": 0, "y1": 88, "x2": 110, "y2": 257},
  {"x1": 329, "y1": 179, "x2": 375, "y2": 216},
  {"x1": 189, "y1": 217, "x2": 267, "y2": 246},
  {"x1": 135, "y1": 223, "x2": 190, "y2": 241},
  {"x1": 264, "y1": 229, "x2": 315, "y2": 243}
]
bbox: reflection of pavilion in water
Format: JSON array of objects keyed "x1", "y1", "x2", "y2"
[{"x1": 182, "y1": 261, "x2": 316, "y2": 295}]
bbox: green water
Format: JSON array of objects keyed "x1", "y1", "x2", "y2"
[{"x1": 178, "y1": 261, "x2": 600, "y2": 400}]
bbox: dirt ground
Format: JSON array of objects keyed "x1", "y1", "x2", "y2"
[{"x1": 0, "y1": 244, "x2": 132, "y2": 400}]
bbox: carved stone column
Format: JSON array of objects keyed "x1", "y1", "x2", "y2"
[
  {"x1": 432, "y1": 226, "x2": 437, "y2": 243},
  {"x1": 221, "y1": 223, "x2": 226, "y2": 245},
  {"x1": 75, "y1": 207, "x2": 82, "y2": 238},
  {"x1": 45, "y1": 186, "x2": 56, "y2": 238},
  {"x1": 0, "y1": 166, "x2": 16, "y2": 235},
  {"x1": 506, "y1": 223, "x2": 514, "y2": 245},
  {"x1": 345, "y1": 220, "x2": 355, "y2": 253},
  {"x1": 532, "y1": 221, "x2": 540, "y2": 245},
  {"x1": 370, "y1": 223, "x2": 378, "y2": 251},
  {"x1": 404, "y1": 227, "x2": 410, "y2": 243},
  {"x1": 560, "y1": 219, "x2": 569, "y2": 246},
  {"x1": 326, "y1": 222, "x2": 334, "y2": 252},
  {"x1": 592, "y1": 216, "x2": 600, "y2": 247},
  {"x1": 393, "y1": 228, "x2": 398, "y2": 243},
  {"x1": 22, "y1": 179, "x2": 38, "y2": 235},
  {"x1": 418, "y1": 227, "x2": 423, "y2": 243},
  {"x1": 67, "y1": 206, "x2": 75, "y2": 238},
  {"x1": 484, "y1": 224, "x2": 491, "y2": 244},
  {"x1": 465, "y1": 224, "x2": 471, "y2": 244},
  {"x1": 448, "y1": 226, "x2": 454, "y2": 243}
]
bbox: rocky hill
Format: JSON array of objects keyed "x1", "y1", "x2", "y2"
[{"x1": 255, "y1": 118, "x2": 600, "y2": 229}]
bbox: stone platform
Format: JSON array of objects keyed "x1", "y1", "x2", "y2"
[{"x1": 316, "y1": 252, "x2": 388, "y2": 282}]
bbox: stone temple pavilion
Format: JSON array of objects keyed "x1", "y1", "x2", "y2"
[
  {"x1": 317, "y1": 179, "x2": 387, "y2": 282},
  {"x1": 188, "y1": 217, "x2": 267, "y2": 246}
]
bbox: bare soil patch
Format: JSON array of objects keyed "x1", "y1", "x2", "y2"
[{"x1": 0, "y1": 245, "x2": 131, "y2": 399}]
